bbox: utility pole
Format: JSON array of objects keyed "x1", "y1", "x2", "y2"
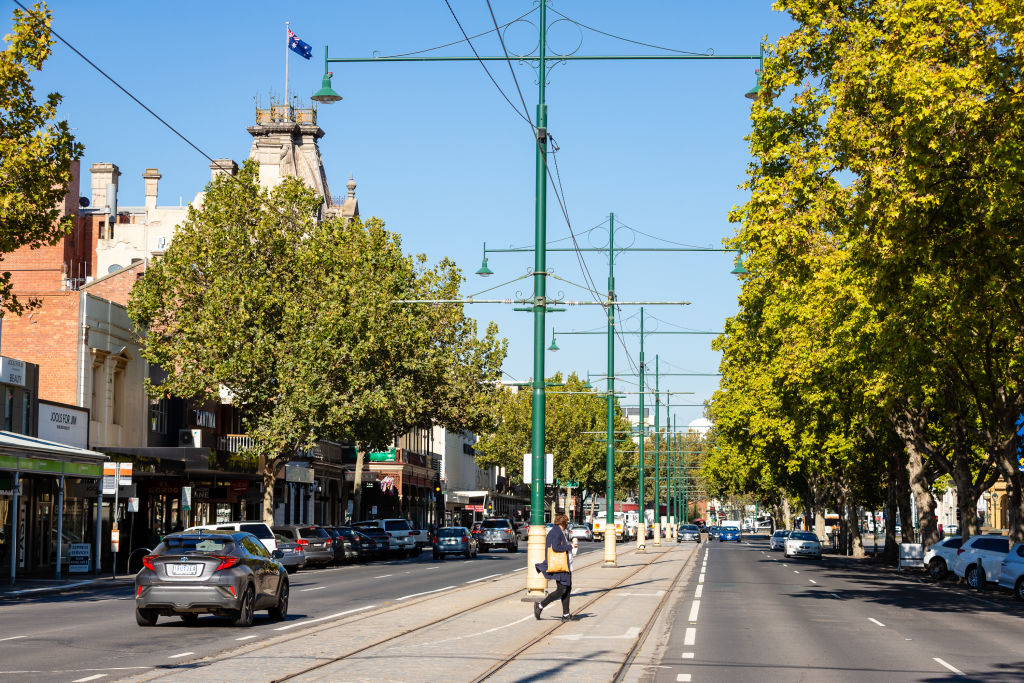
[{"x1": 653, "y1": 354, "x2": 661, "y2": 546}]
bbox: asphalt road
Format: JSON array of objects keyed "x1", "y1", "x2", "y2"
[
  {"x1": 652, "y1": 536, "x2": 1024, "y2": 682},
  {"x1": 0, "y1": 540, "x2": 606, "y2": 682}
]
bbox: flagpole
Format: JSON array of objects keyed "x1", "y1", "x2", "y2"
[{"x1": 285, "y1": 21, "x2": 290, "y2": 109}]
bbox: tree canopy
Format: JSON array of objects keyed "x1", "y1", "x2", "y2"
[
  {"x1": 0, "y1": 2, "x2": 83, "y2": 313},
  {"x1": 129, "y1": 161, "x2": 506, "y2": 520}
]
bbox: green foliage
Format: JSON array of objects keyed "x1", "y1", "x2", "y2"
[
  {"x1": 474, "y1": 373, "x2": 635, "y2": 497},
  {"x1": 129, "y1": 161, "x2": 506, "y2": 465},
  {"x1": 0, "y1": 2, "x2": 83, "y2": 313}
]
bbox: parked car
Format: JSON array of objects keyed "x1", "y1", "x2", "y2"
[
  {"x1": 769, "y1": 529, "x2": 791, "y2": 551},
  {"x1": 568, "y1": 524, "x2": 593, "y2": 542},
  {"x1": 352, "y1": 519, "x2": 419, "y2": 557},
  {"x1": 327, "y1": 526, "x2": 364, "y2": 563},
  {"x1": 273, "y1": 533, "x2": 306, "y2": 573},
  {"x1": 513, "y1": 521, "x2": 530, "y2": 541},
  {"x1": 135, "y1": 530, "x2": 288, "y2": 627},
  {"x1": 997, "y1": 542, "x2": 1024, "y2": 599},
  {"x1": 952, "y1": 534, "x2": 1010, "y2": 589},
  {"x1": 707, "y1": 526, "x2": 721, "y2": 540},
  {"x1": 272, "y1": 525, "x2": 334, "y2": 568},
  {"x1": 479, "y1": 518, "x2": 519, "y2": 553},
  {"x1": 923, "y1": 536, "x2": 963, "y2": 580},
  {"x1": 408, "y1": 526, "x2": 431, "y2": 550},
  {"x1": 719, "y1": 527, "x2": 741, "y2": 543},
  {"x1": 677, "y1": 524, "x2": 701, "y2": 543},
  {"x1": 348, "y1": 528, "x2": 382, "y2": 560},
  {"x1": 320, "y1": 526, "x2": 345, "y2": 564},
  {"x1": 432, "y1": 526, "x2": 478, "y2": 560},
  {"x1": 784, "y1": 530, "x2": 822, "y2": 559},
  {"x1": 185, "y1": 521, "x2": 277, "y2": 553}
]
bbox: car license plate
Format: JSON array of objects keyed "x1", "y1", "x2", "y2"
[{"x1": 168, "y1": 563, "x2": 201, "y2": 576}]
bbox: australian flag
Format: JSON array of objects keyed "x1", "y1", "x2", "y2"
[{"x1": 288, "y1": 29, "x2": 312, "y2": 60}]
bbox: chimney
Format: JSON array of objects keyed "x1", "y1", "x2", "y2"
[
  {"x1": 90, "y1": 163, "x2": 120, "y2": 211},
  {"x1": 209, "y1": 158, "x2": 238, "y2": 182},
  {"x1": 142, "y1": 168, "x2": 161, "y2": 211}
]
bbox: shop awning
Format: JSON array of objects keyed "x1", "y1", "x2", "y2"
[
  {"x1": 0, "y1": 430, "x2": 108, "y2": 478},
  {"x1": 98, "y1": 446, "x2": 212, "y2": 471}
]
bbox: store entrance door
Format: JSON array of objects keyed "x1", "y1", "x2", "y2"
[{"x1": 33, "y1": 497, "x2": 53, "y2": 570}]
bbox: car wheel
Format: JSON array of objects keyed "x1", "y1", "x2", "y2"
[
  {"x1": 135, "y1": 607, "x2": 158, "y2": 627},
  {"x1": 928, "y1": 558, "x2": 948, "y2": 580},
  {"x1": 1015, "y1": 577, "x2": 1024, "y2": 601},
  {"x1": 232, "y1": 585, "x2": 256, "y2": 627},
  {"x1": 180, "y1": 613, "x2": 199, "y2": 625},
  {"x1": 269, "y1": 579, "x2": 289, "y2": 622},
  {"x1": 966, "y1": 565, "x2": 982, "y2": 589}
]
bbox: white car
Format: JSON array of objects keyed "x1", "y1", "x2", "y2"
[
  {"x1": 784, "y1": 530, "x2": 822, "y2": 559},
  {"x1": 923, "y1": 536, "x2": 962, "y2": 580},
  {"x1": 769, "y1": 529, "x2": 791, "y2": 551},
  {"x1": 352, "y1": 519, "x2": 419, "y2": 556},
  {"x1": 568, "y1": 524, "x2": 593, "y2": 542},
  {"x1": 951, "y1": 535, "x2": 1010, "y2": 589},
  {"x1": 185, "y1": 521, "x2": 277, "y2": 552},
  {"x1": 997, "y1": 542, "x2": 1024, "y2": 599}
]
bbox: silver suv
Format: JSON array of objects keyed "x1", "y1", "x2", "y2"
[
  {"x1": 478, "y1": 518, "x2": 519, "y2": 553},
  {"x1": 353, "y1": 519, "x2": 419, "y2": 557}
]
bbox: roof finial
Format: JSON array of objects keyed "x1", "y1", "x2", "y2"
[{"x1": 347, "y1": 174, "x2": 356, "y2": 198}]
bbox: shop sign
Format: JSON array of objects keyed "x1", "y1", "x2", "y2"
[
  {"x1": 369, "y1": 448, "x2": 396, "y2": 462},
  {"x1": 68, "y1": 543, "x2": 91, "y2": 573},
  {"x1": 466, "y1": 504, "x2": 484, "y2": 512},
  {"x1": 37, "y1": 402, "x2": 89, "y2": 449},
  {"x1": 0, "y1": 356, "x2": 25, "y2": 386},
  {"x1": 284, "y1": 464, "x2": 314, "y2": 483},
  {"x1": 230, "y1": 480, "x2": 249, "y2": 492}
]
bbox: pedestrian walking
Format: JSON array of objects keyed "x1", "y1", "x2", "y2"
[{"x1": 533, "y1": 513, "x2": 578, "y2": 622}]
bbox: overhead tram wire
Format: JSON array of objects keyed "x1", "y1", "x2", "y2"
[
  {"x1": 547, "y1": 7, "x2": 713, "y2": 57},
  {"x1": 379, "y1": 6, "x2": 538, "y2": 59}
]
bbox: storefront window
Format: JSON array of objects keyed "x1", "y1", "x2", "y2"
[{"x1": 3, "y1": 386, "x2": 11, "y2": 431}]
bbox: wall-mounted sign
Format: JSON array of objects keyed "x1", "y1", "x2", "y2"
[
  {"x1": 101, "y1": 462, "x2": 132, "y2": 495},
  {"x1": 37, "y1": 402, "x2": 89, "y2": 449},
  {"x1": 0, "y1": 356, "x2": 25, "y2": 386}
]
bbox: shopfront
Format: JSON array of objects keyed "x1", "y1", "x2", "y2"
[{"x1": 0, "y1": 433, "x2": 107, "y2": 584}]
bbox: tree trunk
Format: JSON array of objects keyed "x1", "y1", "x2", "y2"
[
  {"x1": 884, "y1": 452, "x2": 899, "y2": 563},
  {"x1": 895, "y1": 459, "x2": 915, "y2": 544},
  {"x1": 352, "y1": 447, "x2": 367, "y2": 521},
  {"x1": 261, "y1": 456, "x2": 285, "y2": 524},
  {"x1": 811, "y1": 482, "x2": 827, "y2": 542},
  {"x1": 848, "y1": 504, "x2": 865, "y2": 558},
  {"x1": 906, "y1": 446, "x2": 939, "y2": 547},
  {"x1": 782, "y1": 497, "x2": 793, "y2": 530}
]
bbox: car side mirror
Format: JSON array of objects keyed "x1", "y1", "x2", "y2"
[{"x1": 272, "y1": 549, "x2": 285, "y2": 559}]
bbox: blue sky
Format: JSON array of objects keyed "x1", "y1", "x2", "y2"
[{"x1": 25, "y1": 1, "x2": 795, "y2": 430}]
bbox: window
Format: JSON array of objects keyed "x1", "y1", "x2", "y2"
[
  {"x1": 2, "y1": 387, "x2": 11, "y2": 431},
  {"x1": 149, "y1": 398, "x2": 168, "y2": 434},
  {"x1": 111, "y1": 366, "x2": 124, "y2": 426}
]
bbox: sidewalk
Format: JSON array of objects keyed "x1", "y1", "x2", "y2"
[
  {"x1": 0, "y1": 574, "x2": 134, "y2": 599},
  {"x1": 125, "y1": 541, "x2": 700, "y2": 682}
]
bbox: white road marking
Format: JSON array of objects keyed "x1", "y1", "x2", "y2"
[
  {"x1": 694, "y1": 585, "x2": 703, "y2": 599},
  {"x1": 374, "y1": 574, "x2": 393, "y2": 579},
  {"x1": 868, "y1": 618, "x2": 885, "y2": 627},
  {"x1": 682, "y1": 652, "x2": 694, "y2": 659},
  {"x1": 274, "y1": 605, "x2": 376, "y2": 631},
  {"x1": 0, "y1": 636, "x2": 26, "y2": 642},
  {"x1": 831, "y1": 593, "x2": 842, "y2": 599},
  {"x1": 554, "y1": 627, "x2": 641, "y2": 641},
  {"x1": 513, "y1": 566, "x2": 528, "y2": 572},
  {"x1": 235, "y1": 635, "x2": 258, "y2": 641},
  {"x1": 684, "y1": 627, "x2": 696, "y2": 646},
  {"x1": 688, "y1": 600, "x2": 700, "y2": 622},
  {"x1": 299, "y1": 586, "x2": 325, "y2": 592},
  {"x1": 5, "y1": 580, "x2": 97, "y2": 595},
  {"x1": 809, "y1": 579, "x2": 817, "y2": 584},
  {"x1": 677, "y1": 674, "x2": 692, "y2": 682},
  {"x1": 622, "y1": 591, "x2": 666, "y2": 597},
  {"x1": 466, "y1": 573, "x2": 502, "y2": 584},
  {"x1": 933, "y1": 658, "x2": 965, "y2": 676},
  {"x1": 167, "y1": 652, "x2": 194, "y2": 659},
  {"x1": 782, "y1": 563, "x2": 788, "y2": 567},
  {"x1": 698, "y1": 574, "x2": 705, "y2": 584},
  {"x1": 793, "y1": 570, "x2": 800, "y2": 574},
  {"x1": 425, "y1": 567, "x2": 438, "y2": 570},
  {"x1": 71, "y1": 676, "x2": 106, "y2": 682},
  {"x1": 396, "y1": 586, "x2": 456, "y2": 601}
]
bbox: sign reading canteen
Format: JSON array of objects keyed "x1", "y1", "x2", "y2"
[{"x1": 37, "y1": 401, "x2": 89, "y2": 450}]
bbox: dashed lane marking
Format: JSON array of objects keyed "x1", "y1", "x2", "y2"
[
  {"x1": 166, "y1": 652, "x2": 194, "y2": 659},
  {"x1": 0, "y1": 636, "x2": 26, "y2": 642},
  {"x1": 688, "y1": 600, "x2": 701, "y2": 622},
  {"x1": 274, "y1": 604, "x2": 376, "y2": 631},
  {"x1": 694, "y1": 584, "x2": 703, "y2": 599},
  {"x1": 677, "y1": 674, "x2": 692, "y2": 682},
  {"x1": 868, "y1": 618, "x2": 885, "y2": 627},
  {"x1": 71, "y1": 676, "x2": 106, "y2": 682},
  {"x1": 831, "y1": 593, "x2": 842, "y2": 599},
  {"x1": 374, "y1": 574, "x2": 393, "y2": 579},
  {"x1": 933, "y1": 658, "x2": 965, "y2": 676},
  {"x1": 682, "y1": 652, "x2": 694, "y2": 659},
  {"x1": 299, "y1": 586, "x2": 325, "y2": 592},
  {"x1": 793, "y1": 570, "x2": 800, "y2": 574},
  {"x1": 684, "y1": 628, "x2": 696, "y2": 646},
  {"x1": 236, "y1": 635, "x2": 258, "y2": 641},
  {"x1": 809, "y1": 579, "x2": 817, "y2": 584}
]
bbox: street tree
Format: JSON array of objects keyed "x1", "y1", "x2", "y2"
[
  {"x1": 129, "y1": 162, "x2": 506, "y2": 521},
  {"x1": 0, "y1": 2, "x2": 83, "y2": 314}
]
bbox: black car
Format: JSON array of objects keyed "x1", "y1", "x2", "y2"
[
  {"x1": 332, "y1": 526, "x2": 369, "y2": 563},
  {"x1": 355, "y1": 527, "x2": 389, "y2": 560},
  {"x1": 135, "y1": 530, "x2": 288, "y2": 627},
  {"x1": 321, "y1": 526, "x2": 347, "y2": 564}
]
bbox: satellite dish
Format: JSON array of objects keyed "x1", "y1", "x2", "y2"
[
  {"x1": 79, "y1": 197, "x2": 90, "y2": 208},
  {"x1": 108, "y1": 264, "x2": 123, "y2": 274}
]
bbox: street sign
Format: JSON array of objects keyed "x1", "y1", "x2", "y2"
[
  {"x1": 522, "y1": 453, "x2": 553, "y2": 485},
  {"x1": 101, "y1": 462, "x2": 132, "y2": 494},
  {"x1": 557, "y1": 479, "x2": 580, "y2": 488},
  {"x1": 68, "y1": 543, "x2": 90, "y2": 573},
  {"x1": 181, "y1": 486, "x2": 192, "y2": 511}
]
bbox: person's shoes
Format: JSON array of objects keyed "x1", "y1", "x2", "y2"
[
  {"x1": 534, "y1": 602, "x2": 543, "y2": 620},
  {"x1": 561, "y1": 613, "x2": 575, "y2": 622}
]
